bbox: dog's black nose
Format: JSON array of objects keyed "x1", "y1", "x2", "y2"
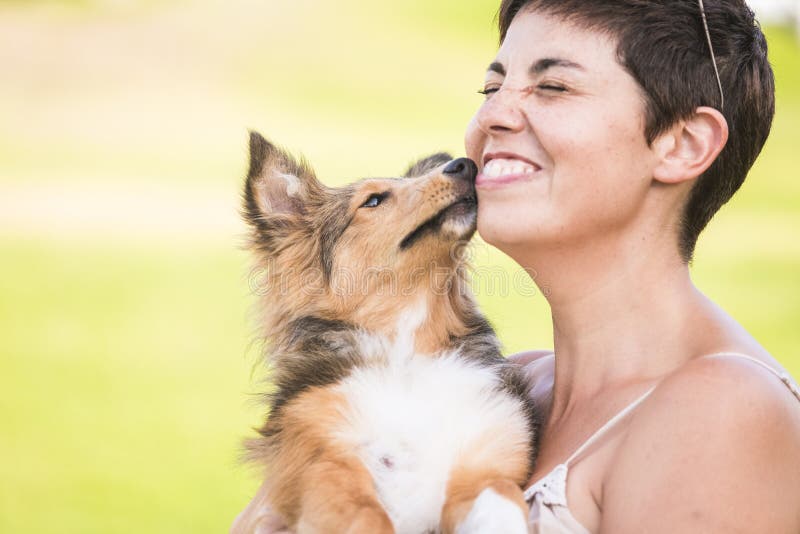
[{"x1": 443, "y1": 158, "x2": 478, "y2": 182}]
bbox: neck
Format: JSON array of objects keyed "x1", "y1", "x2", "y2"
[
  {"x1": 508, "y1": 225, "x2": 702, "y2": 415},
  {"x1": 348, "y1": 267, "x2": 477, "y2": 354},
  {"x1": 265, "y1": 262, "x2": 479, "y2": 355}
]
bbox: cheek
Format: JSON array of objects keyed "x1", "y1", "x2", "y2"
[
  {"x1": 464, "y1": 114, "x2": 484, "y2": 164},
  {"x1": 551, "y1": 118, "x2": 654, "y2": 228},
  {"x1": 532, "y1": 106, "x2": 601, "y2": 158},
  {"x1": 536, "y1": 104, "x2": 649, "y2": 184},
  {"x1": 336, "y1": 231, "x2": 381, "y2": 270}
]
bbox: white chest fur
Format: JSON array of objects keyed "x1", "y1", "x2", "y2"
[{"x1": 330, "y1": 321, "x2": 528, "y2": 534}]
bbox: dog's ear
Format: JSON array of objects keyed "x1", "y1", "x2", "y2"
[
  {"x1": 244, "y1": 131, "x2": 323, "y2": 220},
  {"x1": 403, "y1": 152, "x2": 453, "y2": 178},
  {"x1": 243, "y1": 132, "x2": 324, "y2": 252}
]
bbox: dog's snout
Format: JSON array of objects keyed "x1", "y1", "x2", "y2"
[{"x1": 443, "y1": 158, "x2": 478, "y2": 183}]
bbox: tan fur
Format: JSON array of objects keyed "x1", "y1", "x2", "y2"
[
  {"x1": 440, "y1": 425, "x2": 532, "y2": 533},
  {"x1": 242, "y1": 136, "x2": 535, "y2": 532},
  {"x1": 251, "y1": 167, "x2": 479, "y2": 356},
  {"x1": 441, "y1": 476, "x2": 528, "y2": 534},
  {"x1": 327, "y1": 174, "x2": 475, "y2": 343},
  {"x1": 299, "y1": 459, "x2": 393, "y2": 534},
  {"x1": 259, "y1": 386, "x2": 393, "y2": 533}
]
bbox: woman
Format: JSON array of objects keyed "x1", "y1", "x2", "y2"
[{"x1": 234, "y1": 1, "x2": 800, "y2": 531}]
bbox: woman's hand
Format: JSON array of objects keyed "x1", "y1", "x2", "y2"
[
  {"x1": 507, "y1": 350, "x2": 554, "y2": 367},
  {"x1": 508, "y1": 350, "x2": 555, "y2": 412},
  {"x1": 230, "y1": 482, "x2": 292, "y2": 534}
]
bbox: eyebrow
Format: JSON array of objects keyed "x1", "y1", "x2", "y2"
[
  {"x1": 487, "y1": 62, "x2": 506, "y2": 76},
  {"x1": 487, "y1": 58, "x2": 585, "y2": 76}
]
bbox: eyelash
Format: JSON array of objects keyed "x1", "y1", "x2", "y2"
[{"x1": 477, "y1": 84, "x2": 567, "y2": 97}]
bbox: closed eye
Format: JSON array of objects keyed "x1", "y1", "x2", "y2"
[
  {"x1": 478, "y1": 84, "x2": 567, "y2": 98},
  {"x1": 539, "y1": 84, "x2": 567, "y2": 92},
  {"x1": 360, "y1": 192, "x2": 390, "y2": 208}
]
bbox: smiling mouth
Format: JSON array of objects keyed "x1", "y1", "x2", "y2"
[
  {"x1": 399, "y1": 195, "x2": 477, "y2": 251},
  {"x1": 482, "y1": 158, "x2": 539, "y2": 178}
]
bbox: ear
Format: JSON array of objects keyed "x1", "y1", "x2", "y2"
[
  {"x1": 651, "y1": 107, "x2": 729, "y2": 185},
  {"x1": 244, "y1": 131, "x2": 322, "y2": 220},
  {"x1": 403, "y1": 152, "x2": 453, "y2": 177}
]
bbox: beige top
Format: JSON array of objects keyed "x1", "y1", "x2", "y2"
[{"x1": 524, "y1": 352, "x2": 800, "y2": 533}]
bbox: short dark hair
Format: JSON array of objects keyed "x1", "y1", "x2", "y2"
[{"x1": 498, "y1": 0, "x2": 775, "y2": 262}]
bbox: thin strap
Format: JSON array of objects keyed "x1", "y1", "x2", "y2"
[
  {"x1": 564, "y1": 385, "x2": 657, "y2": 466},
  {"x1": 701, "y1": 352, "x2": 800, "y2": 402}
]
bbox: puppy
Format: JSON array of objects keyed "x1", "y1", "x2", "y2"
[{"x1": 241, "y1": 132, "x2": 539, "y2": 533}]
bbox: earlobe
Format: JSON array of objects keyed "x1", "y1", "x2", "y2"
[{"x1": 652, "y1": 107, "x2": 729, "y2": 185}]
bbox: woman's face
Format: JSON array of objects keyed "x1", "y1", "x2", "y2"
[{"x1": 465, "y1": 10, "x2": 660, "y2": 256}]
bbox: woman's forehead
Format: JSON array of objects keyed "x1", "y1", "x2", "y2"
[{"x1": 493, "y1": 10, "x2": 618, "y2": 72}]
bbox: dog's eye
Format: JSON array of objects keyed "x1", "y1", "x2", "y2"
[{"x1": 360, "y1": 193, "x2": 388, "y2": 209}]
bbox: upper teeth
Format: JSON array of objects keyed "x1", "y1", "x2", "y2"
[{"x1": 482, "y1": 158, "x2": 537, "y2": 178}]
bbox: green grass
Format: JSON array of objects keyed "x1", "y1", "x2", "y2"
[
  {"x1": 0, "y1": 239, "x2": 261, "y2": 533},
  {"x1": 0, "y1": 2, "x2": 798, "y2": 533}
]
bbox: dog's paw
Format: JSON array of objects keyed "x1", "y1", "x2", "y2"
[{"x1": 455, "y1": 488, "x2": 529, "y2": 534}]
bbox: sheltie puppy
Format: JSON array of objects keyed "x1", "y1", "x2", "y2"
[{"x1": 240, "y1": 132, "x2": 540, "y2": 534}]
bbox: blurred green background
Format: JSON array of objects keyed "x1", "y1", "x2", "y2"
[{"x1": 1, "y1": 1, "x2": 797, "y2": 532}]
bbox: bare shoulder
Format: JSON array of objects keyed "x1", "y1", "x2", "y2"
[{"x1": 602, "y1": 355, "x2": 800, "y2": 533}]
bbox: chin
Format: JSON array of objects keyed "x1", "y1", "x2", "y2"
[
  {"x1": 478, "y1": 226, "x2": 525, "y2": 253},
  {"x1": 477, "y1": 202, "x2": 537, "y2": 250}
]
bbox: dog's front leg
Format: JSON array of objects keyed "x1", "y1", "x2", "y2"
[
  {"x1": 441, "y1": 471, "x2": 529, "y2": 534},
  {"x1": 295, "y1": 455, "x2": 394, "y2": 534}
]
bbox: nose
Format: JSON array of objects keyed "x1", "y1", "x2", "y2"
[
  {"x1": 443, "y1": 158, "x2": 478, "y2": 182},
  {"x1": 476, "y1": 87, "x2": 527, "y2": 134}
]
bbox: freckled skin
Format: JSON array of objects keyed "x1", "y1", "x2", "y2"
[
  {"x1": 461, "y1": 10, "x2": 800, "y2": 534},
  {"x1": 465, "y1": 12, "x2": 657, "y2": 260}
]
